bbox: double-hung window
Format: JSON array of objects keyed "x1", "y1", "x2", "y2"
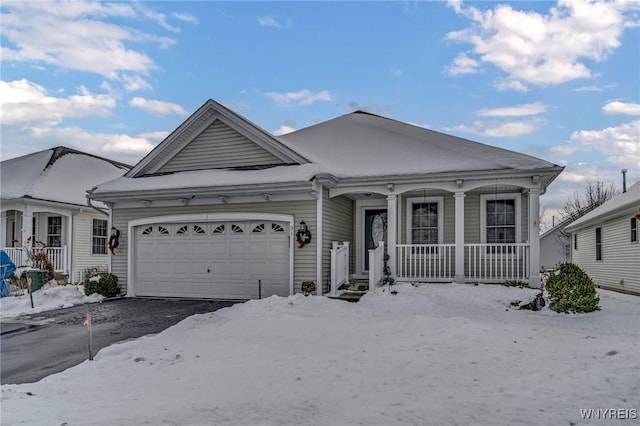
[
  {"x1": 631, "y1": 218, "x2": 637, "y2": 243},
  {"x1": 406, "y1": 197, "x2": 443, "y2": 246},
  {"x1": 595, "y1": 227, "x2": 602, "y2": 261},
  {"x1": 92, "y1": 219, "x2": 108, "y2": 255},
  {"x1": 480, "y1": 193, "x2": 521, "y2": 253},
  {"x1": 47, "y1": 216, "x2": 62, "y2": 247}
]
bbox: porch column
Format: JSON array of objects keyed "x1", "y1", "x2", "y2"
[
  {"x1": 21, "y1": 212, "x2": 33, "y2": 248},
  {"x1": 528, "y1": 189, "x2": 541, "y2": 288},
  {"x1": 454, "y1": 191, "x2": 466, "y2": 284},
  {"x1": 0, "y1": 211, "x2": 6, "y2": 247},
  {"x1": 386, "y1": 194, "x2": 397, "y2": 279}
]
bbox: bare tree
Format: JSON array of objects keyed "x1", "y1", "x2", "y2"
[
  {"x1": 560, "y1": 181, "x2": 618, "y2": 222},
  {"x1": 552, "y1": 181, "x2": 619, "y2": 264}
]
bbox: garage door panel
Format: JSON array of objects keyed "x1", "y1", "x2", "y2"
[{"x1": 135, "y1": 221, "x2": 290, "y2": 299}]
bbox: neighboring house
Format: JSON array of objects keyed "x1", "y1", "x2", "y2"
[
  {"x1": 89, "y1": 99, "x2": 563, "y2": 300},
  {"x1": 564, "y1": 181, "x2": 640, "y2": 295},
  {"x1": 1, "y1": 147, "x2": 131, "y2": 283},
  {"x1": 539, "y1": 205, "x2": 599, "y2": 270},
  {"x1": 540, "y1": 221, "x2": 571, "y2": 270}
]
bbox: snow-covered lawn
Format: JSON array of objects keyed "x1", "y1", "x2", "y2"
[
  {"x1": 1, "y1": 283, "x2": 638, "y2": 425},
  {"x1": 0, "y1": 282, "x2": 104, "y2": 319}
]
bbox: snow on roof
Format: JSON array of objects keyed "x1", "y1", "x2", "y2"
[
  {"x1": 91, "y1": 163, "x2": 321, "y2": 195},
  {"x1": 1, "y1": 147, "x2": 130, "y2": 208},
  {"x1": 279, "y1": 111, "x2": 558, "y2": 178},
  {"x1": 565, "y1": 180, "x2": 640, "y2": 232}
]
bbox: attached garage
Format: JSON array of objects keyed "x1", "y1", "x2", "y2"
[{"x1": 130, "y1": 215, "x2": 293, "y2": 300}]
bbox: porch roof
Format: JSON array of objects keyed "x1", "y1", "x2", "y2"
[{"x1": 279, "y1": 111, "x2": 561, "y2": 185}]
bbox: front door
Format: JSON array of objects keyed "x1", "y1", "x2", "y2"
[{"x1": 363, "y1": 208, "x2": 387, "y2": 271}]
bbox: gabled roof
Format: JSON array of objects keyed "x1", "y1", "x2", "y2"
[
  {"x1": 565, "y1": 181, "x2": 640, "y2": 232},
  {"x1": 1, "y1": 146, "x2": 131, "y2": 208},
  {"x1": 279, "y1": 111, "x2": 562, "y2": 184},
  {"x1": 126, "y1": 99, "x2": 309, "y2": 177}
]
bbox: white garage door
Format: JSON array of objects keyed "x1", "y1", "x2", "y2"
[{"x1": 134, "y1": 221, "x2": 290, "y2": 299}]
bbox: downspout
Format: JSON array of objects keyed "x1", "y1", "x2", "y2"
[
  {"x1": 86, "y1": 188, "x2": 110, "y2": 217},
  {"x1": 315, "y1": 182, "x2": 324, "y2": 296}
]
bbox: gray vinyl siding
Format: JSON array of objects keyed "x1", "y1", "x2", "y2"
[
  {"x1": 158, "y1": 120, "x2": 286, "y2": 173},
  {"x1": 71, "y1": 212, "x2": 109, "y2": 284},
  {"x1": 322, "y1": 190, "x2": 354, "y2": 293},
  {"x1": 110, "y1": 200, "x2": 317, "y2": 296},
  {"x1": 572, "y1": 217, "x2": 640, "y2": 294}
]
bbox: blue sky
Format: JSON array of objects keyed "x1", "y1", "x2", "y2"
[{"x1": 1, "y1": 0, "x2": 639, "y2": 221}]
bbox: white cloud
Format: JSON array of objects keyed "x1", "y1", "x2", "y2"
[
  {"x1": 129, "y1": 97, "x2": 187, "y2": 115},
  {"x1": 258, "y1": 16, "x2": 281, "y2": 28},
  {"x1": 478, "y1": 102, "x2": 547, "y2": 117},
  {"x1": 446, "y1": 0, "x2": 637, "y2": 87},
  {"x1": 120, "y1": 74, "x2": 152, "y2": 92},
  {"x1": 0, "y1": 79, "x2": 116, "y2": 128},
  {"x1": 0, "y1": 2, "x2": 187, "y2": 85},
  {"x1": 602, "y1": 101, "x2": 640, "y2": 116},
  {"x1": 265, "y1": 89, "x2": 332, "y2": 107},
  {"x1": 137, "y1": 131, "x2": 171, "y2": 141},
  {"x1": 173, "y1": 12, "x2": 199, "y2": 24},
  {"x1": 390, "y1": 68, "x2": 405, "y2": 77},
  {"x1": 445, "y1": 52, "x2": 479, "y2": 75},
  {"x1": 551, "y1": 120, "x2": 640, "y2": 167},
  {"x1": 494, "y1": 79, "x2": 528, "y2": 93},
  {"x1": 450, "y1": 119, "x2": 537, "y2": 138},
  {"x1": 273, "y1": 125, "x2": 296, "y2": 136},
  {"x1": 30, "y1": 126, "x2": 156, "y2": 165}
]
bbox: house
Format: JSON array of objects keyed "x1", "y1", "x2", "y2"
[
  {"x1": 88, "y1": 99, "x2": 563, "y2": 300},
  {"x1": 564, "y1": 181, "x2": 640, "y2": 295},
  {"x1": 1, "y1": 146, "x2": 131, "y2": 283},
  {"x1": 539, "y1": 205, "x2": 599, "y2": 270}
]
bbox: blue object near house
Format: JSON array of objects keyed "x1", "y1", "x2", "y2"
[{"x1": 0, "y1": 250, "x2": 16, "y2": 297}]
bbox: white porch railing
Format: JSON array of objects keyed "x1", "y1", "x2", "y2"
[
  {"x1": 0, "y1": 246, "x2": 68, "y2": 274},
  {"x1": 368, "y1": 241, "x2": 385, "y2": 291},
  {"x1": 396, "y1": 244, "x2": 455, "y2": 281},
  {"x1": 465, "y1": 243, "x2": 529, "y2": 282},
  {"x1": 330, "y1": 241, "x2": 350, "y2": 296}
]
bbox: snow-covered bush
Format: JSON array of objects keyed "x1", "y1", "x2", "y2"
[
  {"x1": 84, "y1": 273, "x2": 120, "y2": 298},
  {"x1": 545, "y1": 262, "x2": 600, "y2": 313}
]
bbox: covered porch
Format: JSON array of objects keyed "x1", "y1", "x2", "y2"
[
  {"x1": 1, "y1": 208, "x2": 70, "y2": 274},
  {"x1": 327, "y1": 174, "x2": 543, "y2": 296}
]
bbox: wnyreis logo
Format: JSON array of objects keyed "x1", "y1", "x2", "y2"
[{"x1": 580, "y1": 408, "x2": 637, "y2": 420}]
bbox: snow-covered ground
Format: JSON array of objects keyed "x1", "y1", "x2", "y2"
[
  {"x1": 1, "y1": 283, "x2": 638, "y2": 425},
  {"x1": 0, "y1": 282, "x2": 104, "y2": 319}
]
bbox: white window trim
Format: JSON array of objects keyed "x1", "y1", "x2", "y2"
[
  {"x1": 91, "y1": 218, "x2": 108, "y2": 255},
  {"x1": 46, "y1": 215, "x2": 63, "y2": 247},
  {"x1": 480, "y1": 193, "x2": 521, "y2": 244},
  {"x1": 405, "y1": 196, "x2": 444, "y2": 245}
]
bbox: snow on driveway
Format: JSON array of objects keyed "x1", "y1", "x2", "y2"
[{"x1": 1, "y1": 283, "x2": 638, "y2": 425}]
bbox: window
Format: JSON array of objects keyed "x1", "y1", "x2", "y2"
[
  {"x1": 92, "y1": 219, "x2": 108, "y2": 255},
  {"x1": 411, "y1": 203, "x2": 439, "y2": 244},
  {"x1": 595, "y1": 227, "x2": 602, "y2": 261},
  {"x1": 177, "y1": 225, "x2": 188, "y2": 235},
  {"x1": 47, "y1": 216, "x2": 62, "y2": 247},
  {"x1": 271, "y1": 223, "x2": 285, "y2": 233},
  {"x1": 31, "y1": 217, "x2": 36, "y2": 247},
  {"x1": 193, "y1": 225, "x2": 206, "y2": 234},
  {"x1": 486, "y1": 199, "x2": 516, "y2": 243},
  {"x1": 213, "y1": 224, "x2": 225, "y2": 234},
  {"x1": 252, "y1": 223, "x2": 265, "y2": 233},
  {"x1": 405, "y1": 196, "x2": 443, "y2": 246},
  {"x1": 158, "y1": 226, "x2": 170, "y2": 235},
  {"x1": 631, "y1": 218, "x2": 637, "y2": 243},
  {"x1": 480, "y1": 194, "x2": 521, "y2": 246},
  {"x1": 574, "y1": 233, "x2": 578, "y2": 250},
  {"x1": 142, "y1": 226, "x2": 153, "y2": 235}
]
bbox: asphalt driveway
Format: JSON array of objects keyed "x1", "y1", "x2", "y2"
[{"x1": 1, "y1": 298, "x2": 239, "y2": 385}]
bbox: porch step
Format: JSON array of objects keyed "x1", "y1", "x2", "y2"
[{"x1": 328, "y1": 290, "x2": 367, "y2": 303}]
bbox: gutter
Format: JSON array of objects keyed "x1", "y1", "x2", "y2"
[{"x1": 86, "y1": 188, "x2": 109, "y2": 217}]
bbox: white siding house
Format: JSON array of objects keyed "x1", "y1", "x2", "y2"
[
  {"x1": 565, "y1": 181, "x2": 640, "y2": 295},
  {"x1": 1, "y1": 147, "x2": 131, "y2": 282},
  {"x1": 89, "y1": 99, "x2": 563, "y2": 299}
]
